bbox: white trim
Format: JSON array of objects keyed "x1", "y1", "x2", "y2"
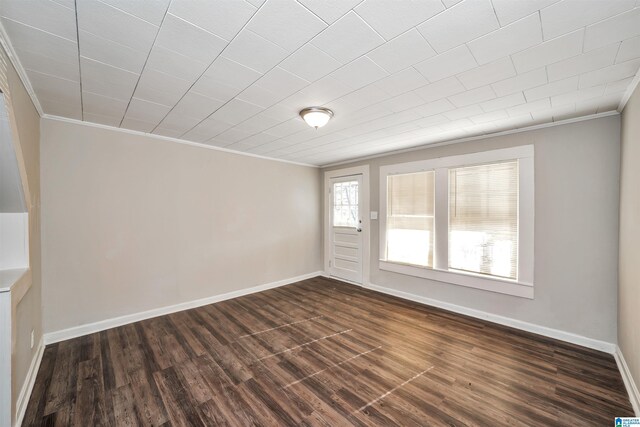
[
  {"x1": 378, "y1": 261, "x2": 534, "y2": 299},
  {"x1": 357, "y1": 279, "x2": 615, "y2": 353},
  {"x1": 321, "y1": 111, "x2": 618, "y2": 168},
  {"x1": 42, "y1": 115, "x2": 318, "y2": 168},
  {"x1": 15, "y1": 337, "x2": 43, "y2": 427},
  {"x1": 615, "y1": 346, "x2": 640, "y2": 416},
  {"x1": 324, "y1": 166, "x2": 371, "y2": 286},
  {"x1": 43, "y1": 271, "x2": 323, "y2": 345},
  {"x1": 379, "y1": 146, "x2": 534, "y2": 297},
  {"x1": 0, "y1": 22, "x2": 44, "y2": 117},
  {"x1": 618, "y1": 68, "x2": 640, "y2": 113}
]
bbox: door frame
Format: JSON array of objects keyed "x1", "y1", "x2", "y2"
[{"x1": 324, "y1": 165, "x2": 370, "y2": 285}]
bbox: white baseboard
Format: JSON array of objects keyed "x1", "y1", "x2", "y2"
[
  {"x1": 362, "y1": 281, "x2": 615, "y2": 353},
  {"x1": 321, "y1": 273, "x2": 617, "y2": 354},
  {"x1": 15, "y1": 337, "x2": 44, "y2": 427},
  {"x1": 44, "y1": 271, "x2": 323, "y2": 345},
  {"x1": 614, "y1": 346, "x2": 640, "y2": 416}
]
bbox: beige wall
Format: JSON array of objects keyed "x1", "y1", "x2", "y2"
[
  {"x1": 325, "y1": 115, "x2": 621, "y2": 343},
  {"x1": 620, "y1": 86, "x2": 640, "y2": 396},
  {"x1": 3, "y1": 46, "x2": 42, "y2": 418},
  {"x1": 40, "y1": 119, "x2": 322, "y2": 334}
]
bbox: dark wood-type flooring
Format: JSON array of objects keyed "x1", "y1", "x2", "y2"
[{"x1": 24, "y1": 276, "x2": 634, "y2": 426}]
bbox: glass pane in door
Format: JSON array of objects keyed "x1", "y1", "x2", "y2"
[{"x1": 333, "y1": 181, "x2": 359, "y2": 227}]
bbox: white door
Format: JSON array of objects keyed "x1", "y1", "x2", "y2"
[{"x1": 329, "y1": 175, "x2": 363, "y2": 283}]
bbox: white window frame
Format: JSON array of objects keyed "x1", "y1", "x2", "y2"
[{"x1": 379, "y1": 145, "x2": 534, "y2": 299}]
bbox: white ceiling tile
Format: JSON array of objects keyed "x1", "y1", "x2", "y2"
[
  {"x1": 355, "y1": 0, "x2": 444, "y2": 40},
  {"x1": 479, "y1": 92, "x2": 526, "y2": 113},
  {"x1": 237, "y1": 84, "x2": 283, "y2": 108},
  {"x1": 491, "y1": 0, "x2": 559, "y2": 26},
  {"x1": 442, "y1": 0, "x2": 463, "y2": 6},
  {"x1": 234, "y1": 113, "x2": 280, "y2": 134},
  {"x1": 457, "y1": 57, "x2": 516, "y2": 90},
  {"x1": 171, "y1": 91, "x2": 225, "y2": 120},
  {"x1": 617, "y1": 35, "x2": 640, "y2": 63},
  {"x1": 279, "y1": 44, "x2": 341, "y2": 83},
  {"x1": 80, "y1": 57, "x2": 139, "y2": 101},
  {"x1": 2, "y1": 18, "x2": 78, "y2": 63},
  {"x1": 297, "y1": 0, "x2": 362, "y2": 24},
  {"x1": 192, "y1": 56, "x2": 262, "y2": 100},
  {"x1": 122, "y1": 97, "x2": 172, "y2": 123},
  {"x1": 264, "y1": 118, "x2": 307, "y2": 137},
  {"x1": 605, "y1": 77, "x2": 634, "y2": 95},
  {"x1": 153, "y1": 127, "x2": 184, "y2": 138},
  {"x1": 247, "y1": 0, "x2": 326, "y2": 51},
  {"x1": 491, "y1": 67, "x2": 548, "y2": 97},
  {"x1": 16, "y1": 47, "x2": 79, "y2": 82},
  {"x1": 439, "y1": 118, "x2": 473, "y2": 131},
  {"x1": 50, "y1": 0, "x2": 75, "y2": 9},
  {"x1": 27, "y1": 69, "x2": 80, "y2": 105},
  {"x1": 256, "y1": 67, "x2": 310, "y2": 97},
  {"x1": 374, "y1": 67, "x2": 429, "y2": 97},
  {"x1": 584, "y1": 7, "x2": 640, "y2": 52},
  {"x1": 157, "y1": 111, "x2": 202, "y2": 133},
  {"x1": 443, "y1": 104, "x2": 484, "y2": 120},
  {"x1": 155, "y1": 13, "x2": 227, "y2": 65},
  {"x1": 79, "y1": 30, "x2": 147, "y2": 74},
  {"x1": 145, "y1": 45, "x2": 209, "y2": 82},
  {"x1": 214, "y1": 127, "x2": 254, "y2": 143},
  {"x1": 467, "y1": 13, "x2": 543, "y2": 65},
  {"x1": 470, "y1": 110, "x2": 509, "y2": 124},
  {"x1": 506, "y1": 98, "x2": 551, "y2": 116},
  {"x1": 414, "y1": 98, "x2": 455, "y2": 117},
  {"x1": 39, "y1": 96, "x2": 82, "y2": 119},
  {"x1": 524, "y1": 76, "x2": 578, "y2": 101},
  {"x1": 541, "y1": 0, "x2": 634, "y2": 40},
  {"x1": 83, "y1": 112, "x2": 122, "y2": 127},
  {"x1": 311, "y1": 11, "x2": 385, "y2": 64},
  {"x1": 120, "y1": 117, "x2": 156, "y2": 132},
  {"x1": 245, "y1": 0, "x2": 265, "y2": 8},
  {"x1": 134, "y1": 68, "x2": 192, "y2": 106},
  {"x1": 210, "y1": 98, "x2": 264, "y2": 125},
  {"x1": 326, "y1": 84, "x2": 389, "y2": 112},
  {"x1": 330, "y1": 56, "x2": 388, "y2": 91},
  {"x1": 414, "y1": 76, "x2": 467, "y2": 103},
  {"x1": 168, "y1": 0, "x2": 255, "y2": 41},
  {"x1": 382, "y1": 92, "x2": 425, "y2": 113},
  {"x1": 414, "y1": 45, "x2": 478, "y2": 82},
  {"x1": 551, "y1": 84, "x2": 605, "y2": 107},
  {"x1": 181, "y1": 128, "x2": 214, "y2": 143},
  {"x1": 448, "y1": 86, "x2": 495, "y2": 107},
  {"x1": 547, "y1": 44, "x2": 618, "y2": 81},
  {"x1": 99, "y1": 0, "x2": 170, "y2": 26},
  {"x1": 511, "y1": 29, "x2": 583, "y2": 73},
  {"x1": 0, "y1": 0, "x2": 76, "y2": 41},
  {"x1": 367, "y1": 29, "x2": 435, "y2": 74},
  {"x1": 222, "y1": 30, "x2": 289, "y2": 73},
  {"x1": 187, "y1": 117, "x2": 231, "y2": 137},
  {"x1": 415, "y1": 113, "x2": 449, "y2": 127},
  {"x1": 578, "y1": 58, "x2": 640, "y2": 88},
  {"x1": 77, "y1": 0, "x2": 159, "y2": 52},
  {"x1": 82, "y1": 91, "x2": 128, "y2": 118},
  {"x1": 417, "y1": 0, "x2": 499, "y2": 53},
  {"x1": 282, "y1": 76, "x2": 352, "y2": 109}
]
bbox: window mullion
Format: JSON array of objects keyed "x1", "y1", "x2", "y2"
[{"x1": 434, "y1": 168, "x2": 449, "y2": 271}]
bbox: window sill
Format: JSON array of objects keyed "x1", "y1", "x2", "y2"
[{"x1": 379, "y1": 260, "x2": 533, "y2": 299}]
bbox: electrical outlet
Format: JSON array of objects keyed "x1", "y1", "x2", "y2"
[{"x1": 30, "y1": 329, "x2": 34, "y2": 349}]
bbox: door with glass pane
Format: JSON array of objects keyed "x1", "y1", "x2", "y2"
[{"x1": 329, "y1": 175, "x2": 363, "y2": 283}]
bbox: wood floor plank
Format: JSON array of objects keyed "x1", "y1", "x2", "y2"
[{"x1": 23, "y1": 276, "x2": 635, "y2": 426}]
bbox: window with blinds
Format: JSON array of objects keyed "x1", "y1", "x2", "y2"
[
  {"x1": 386, "y1": 171, "x2": 435, "y2": 267},
  {"x1": 449, "y1": 161, "x2": 519, "y2": 279}
]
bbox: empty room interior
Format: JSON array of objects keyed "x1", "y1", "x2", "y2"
[{"x1": 1, "y1": 0, "x2": 640, "y2": 425}]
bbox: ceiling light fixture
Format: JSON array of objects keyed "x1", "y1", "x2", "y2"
[{"x1": 299, "y1": 107, "x2": 333, "y2": 129}]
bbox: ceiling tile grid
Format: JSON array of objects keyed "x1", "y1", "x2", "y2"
[{"x1": 0, "y1": 0, "x2": 639, "y2": 165}]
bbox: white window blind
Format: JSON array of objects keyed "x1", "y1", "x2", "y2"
[
  {"x1": 386, "y1": 171, "x2": 435, "y2": 267},
  {"x1": 448, "y1": 161, "x2": 519, "y2": 279}
]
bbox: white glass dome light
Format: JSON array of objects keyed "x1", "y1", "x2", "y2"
[{"x1": 299, "y1": 107, "x2": 333, "y2": 129}]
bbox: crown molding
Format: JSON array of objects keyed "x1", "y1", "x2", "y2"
[
  {"x1": 42, "y1": 114, "x2": 319, "y2": 168},
  {"x1": 0, "y1": 21, "x2": 44, "y2": 117},
  {"x1": 321, "y1": 110, "x2": 620, "y2": 168},
  {"x1": 618, "y1": 67, "x2": 640, "y2": 113}
]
